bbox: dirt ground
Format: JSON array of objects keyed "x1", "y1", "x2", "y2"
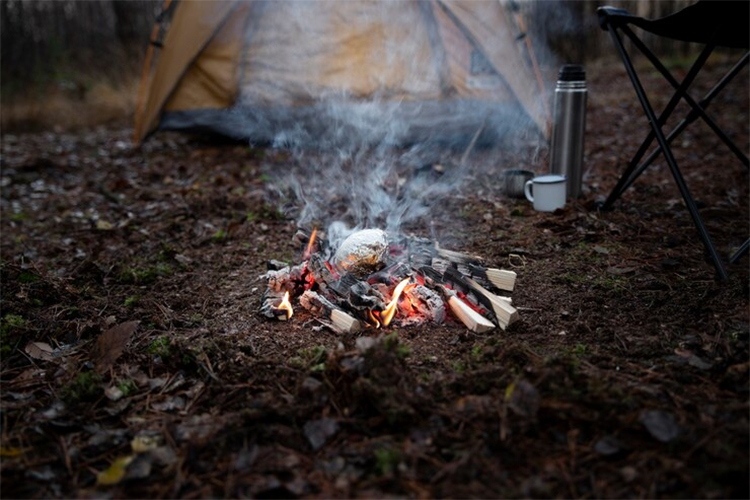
[{"x1": 1, "y1": 58, "x2": 748, "y2": 498}]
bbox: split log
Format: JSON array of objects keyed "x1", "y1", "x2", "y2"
[
  {"x1": 466, "y1": 278, "x2": 518, "y2": 330},
  {"x1": 298, "y1": 290, "x2": 361, "y2": 334},
  {"x1": 441, "y1": 286, "x2": 495, "y2": 333},
  {"x1": 419, "y1": 266, "x2": 494, "y2": 333},
  {"x1": 469, "y1": 264, "x2": 516, "y2": 292}
]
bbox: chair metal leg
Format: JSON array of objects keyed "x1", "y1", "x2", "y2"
[
  {"x1": 601, "y1": 43, "x2": 714, "y2": 210},
  {"x1": 729, "y1": 239, "x2": 749, "y2": 265},
  {"x1": 624, "y1": 26, "x2": 750, "y2": 167},
  {"x1": 608, "y1": 27, "x2": 729, "y2": 280},
  {"x1": 602, "y1": 52, "x2": 750, "y2": 205}
]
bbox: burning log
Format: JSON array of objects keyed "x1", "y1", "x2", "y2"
[
  {"x1": 332, "y1": 274, "x2": 386, "y2": 311},
  {"x1": 333, "y1": 229, "x2": 389, "y2": 277},
  {"x1": 400, "y1": 284, "x2": 445, "y2": 325},
  {"x1": 264, "y1": 262, "x2": 308, "y2": 293},
  {"x1": 260, "y1": 289, "x2": 294, "y2": 320},
  {"x1": 298, "y1": 290, "x2": 361, "y2": 334}
]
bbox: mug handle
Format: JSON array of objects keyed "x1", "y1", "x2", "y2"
[{"x1": 524, "y1": 179, "x2": 534, "y2": 203}]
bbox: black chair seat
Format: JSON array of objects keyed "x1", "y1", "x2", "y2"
[{"x1": 599, "y1": 2, "x2": 749, "y2": 49}]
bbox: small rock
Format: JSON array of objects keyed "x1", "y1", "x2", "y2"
[
  {"x1": 594, "y1": 435, "x2": 623, "y2": 456},
  {"x1": 639, "y1": 409, "x2": 680, "y2": 442},
  {"x1": 303, "y1": 418, "x2": 339, "y2": 451}
]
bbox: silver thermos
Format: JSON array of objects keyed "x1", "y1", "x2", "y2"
[{"x1": 550, "y1": 64, "x2": 587, "y2": 198}]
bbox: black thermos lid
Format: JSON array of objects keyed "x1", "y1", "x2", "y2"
[{"x1": 558, "y1": 64, "x2": 586, "y2": 82}]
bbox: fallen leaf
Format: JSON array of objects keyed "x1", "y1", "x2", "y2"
[
  {"x1": 97, "y1": 455, "x2": 133, "y2": 486},
  {"x1": 639, "y1": 409, "x2": 680, "y2": 442},
  {"x1": 96, "y1": 219, "x2": 114, "y2": 230},
  {"x1": 151, "y1": 396, "x2": 185, "y2": 412},
  {"x1": 131, "y1": 434, "x2": 161, "y2": 454},
  {"x1": 24, "y1": 342, "x2": 56, "y2": 362},
  {"x1": 304, "y1": 418, "x2": 339, "y2": 451},
  {"x1": 92, "y1": 321, "x2": 138, "y2": 374},
  {"x1": 0, "y1": 446, "x2": 24, "y2": 457}
]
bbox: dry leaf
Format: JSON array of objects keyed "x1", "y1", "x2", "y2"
[
  {"x1": 92, "y1": 321, "x2": 138, "y2": 374},
  {"x1": 24, "y1": 342, "x2": 56, "y2": 362},
  {"x1": 96, "y1": 455, "x2": 133, "y2": 486}
]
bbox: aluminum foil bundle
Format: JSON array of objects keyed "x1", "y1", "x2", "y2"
[{"x1": 333, "y1": 229, "x2": 389, "y2": 278}]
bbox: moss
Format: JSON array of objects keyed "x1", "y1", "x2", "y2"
[
  {"x1": 147, "y1": 336, "x2": 172, "y2": 358},
  {"x1": 1, "y1": 314, "x2": 26, "y2": 357},
  {"x1": 374, "y1": 447, "x2": 401, "y2": 476},
  {"x1": 211, "y1": 229, "x2": 227, "y2": 242},
  {"x1": 17, "y1": 270, "x2": 39, "y2": 283},
  {"x1": 61, "y1": 371, "x2": 102, "y2": 405},
  {"x1": 123, "y1": 295, "x2": 139, "y2": 307},
  {"x1": 116, "y1": 378, "x2": 137, "y2": 397},
  {"x1": 116, "y1": 263, "x2": 172, "y2": 285}
]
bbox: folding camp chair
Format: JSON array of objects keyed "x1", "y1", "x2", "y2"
[{"x1": 597, "y1": 1, "x2": 749, "y2": 280}]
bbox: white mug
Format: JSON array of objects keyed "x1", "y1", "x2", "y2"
[{"x1": 524, "y1": 174, "x2": 566, "y2": 212}]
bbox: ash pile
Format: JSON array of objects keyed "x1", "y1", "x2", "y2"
[{"x1": 260, "y1": 228, "x2": 519, "y2": 334}]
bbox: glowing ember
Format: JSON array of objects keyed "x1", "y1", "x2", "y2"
[
  {"x1": 303, "y1": 227, "x2": 318, "y2": 260},
  {"x1": 278, "y1": 291, "x2": 293, "y2": 320},
  {"x1": 381, "y1": 277, "x2": 411, "y2": 327}
]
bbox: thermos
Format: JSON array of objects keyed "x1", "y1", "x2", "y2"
[{"x1": 550, "y1": 64, "x2": 587, "y2": 198}]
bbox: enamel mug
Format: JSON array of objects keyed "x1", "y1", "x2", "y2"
[{"x1": 524, "y1": 174, "x2": 566, "y2": 212}]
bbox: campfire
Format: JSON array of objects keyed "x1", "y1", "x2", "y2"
[{"x1": 260, "y1": 228, "x2": 519, "y2": 334}]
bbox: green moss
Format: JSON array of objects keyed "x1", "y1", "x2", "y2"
[
  {"x1": 117, "y1": 263, "x2": 172, "y2": 285},
  {"x1": 10, "y1": 212, "x2": 27, "y2": 222},
  {"x1": 116, "y1": 378, "x2": 137, "y2": 397},
  {"x1": 17, "y1": 270, "x2": 39, "y2": 284},
  {"x1": 147, "y1": 336, "x2": 172, "y2": 358},
  {"x1": 211, "y1": 229, "x2": 227, "y2": 242},
  {"x1": 374, "y1": 447, "x2": 401, "y2": 476},
  {"x1": 123, "y1": 295, "x2": 139, "y2": 307},
  {"x1": 452, "y1": 360, "x2": 466, "y2": 374},
  {"x1": 61, "y1": 371, "x2": 102, "y2": 404}
]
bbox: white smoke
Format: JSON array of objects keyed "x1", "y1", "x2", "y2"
[{"x1": 229, "y1": 0, "x2": 555, "y2": 244}]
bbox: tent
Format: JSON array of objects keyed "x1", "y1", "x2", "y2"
[{"x1": 134, "y1": 0, "x2": 549, "y2": 146}]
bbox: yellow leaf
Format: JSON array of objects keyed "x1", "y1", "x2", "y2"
[
  {"x1": 0, "y1": 446, "x2": 23, "y2": 457},
  {"x1": 131, "y1": 435, "x2": 160, "y2": 454},
  {"x1": 96, "y1": 220, "x2": 114, "y2": 231},
  {"x1": 96, "y1": 455, "x2": 133, "y2": 486}
]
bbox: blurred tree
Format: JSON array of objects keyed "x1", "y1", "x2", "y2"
[{"x1": 1, "y1": 0, "x2": 159, "y2": 92}]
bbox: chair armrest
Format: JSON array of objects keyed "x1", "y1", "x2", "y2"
[{"x1": 597, "y1": 6, "x2": 635, "y2": 31}]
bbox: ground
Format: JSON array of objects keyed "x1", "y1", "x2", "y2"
[{"x1": 1, "y1": 58, "x2": 748, "y2": 498}]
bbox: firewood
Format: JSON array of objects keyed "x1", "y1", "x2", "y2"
[
  {"x1": 441, "y1": 286, "x2": 495, "y2": 333},
  {"x1": 260, "y1": 289, "x2": 290, "y2": 319},
  {"x1": 469, "y1": 264, "x2": 516, "y2": 292},
  {"x1": 299, "y1": 290, "x2": 361, "y2": 334},
  {"x1": 434, "y1": 244, "x2": 486, "y2": 266},
  {"x1": 466, "y1": 278, "x2": 518, "y2": 330}
]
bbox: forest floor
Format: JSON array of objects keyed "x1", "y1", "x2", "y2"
[{"x1": 1, "y1": 58, "x2": 748, "y2": 498}]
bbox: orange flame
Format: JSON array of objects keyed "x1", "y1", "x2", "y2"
[
  {"x1": 303, "y1": 227, "x2": 318, "y2": 259},
  {"x1": 381, "y1": 277, "x2": 411, "y2": 327},
  {"x1": 278, "y1": 291, "x2": 293, "y2": 320},
  {"x1": 368, "y1": 310, "x2": 381, "y2": 329}
]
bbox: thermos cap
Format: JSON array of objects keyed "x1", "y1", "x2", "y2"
[{"x1": 558, "y1": 64, "x2": 586, "y2": 82}]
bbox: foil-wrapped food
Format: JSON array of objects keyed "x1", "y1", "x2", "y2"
[{"x1": 333, "y1": 229, "x2": 389, "y2": 278}]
